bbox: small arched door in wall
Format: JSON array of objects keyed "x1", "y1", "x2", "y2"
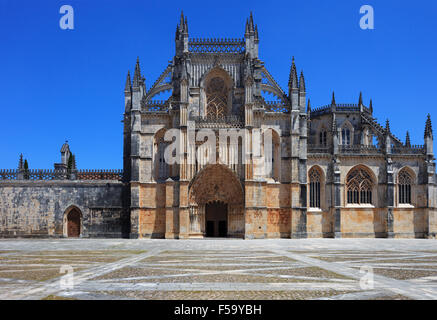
[{"x1": 67, "y1": 208, "x2": 81, "y2": 237}]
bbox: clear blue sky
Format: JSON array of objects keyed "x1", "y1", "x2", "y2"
[{"x1": 0, "y1": 0, "x2": 436, "y2": 169}]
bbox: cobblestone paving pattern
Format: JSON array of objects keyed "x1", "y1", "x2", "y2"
[{"x1": 0, "y1": 239, "x2": 436, "y2": 300}]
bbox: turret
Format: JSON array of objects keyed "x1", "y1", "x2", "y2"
[
  {"x1": 244, "y1": 12, "x2": 258, "y2": 59},
  {"x1": 132, "y1": 57, "x2": 145, "y2": 111},
  {"x1": 175, "y1": 11, "x2": 189, "y2": 55}
]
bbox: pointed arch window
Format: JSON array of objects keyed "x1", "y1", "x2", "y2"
[
  {"x1": 341, "y1": 128, "x2": 351, "y2": 145},
  {"x1": 154, "y1": 130, "x2": 170, "y2": 181},
  {"x1": 398, "y1": 169, "x2": 412, "y2": 204},
  {"x1": 206, "y1": 77, "x2": 228, "y2": 119},
  {"x1": 347, "y1": 168, "x2": 373, "y2": 204},
  {"x1": 319, "y1": 130, "x2": 327, "y2": 147},
  {"x1": 309, "y1": 168, "x2": 321, "y2": 208}
]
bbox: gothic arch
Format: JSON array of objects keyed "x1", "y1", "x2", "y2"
[
  {"x1": 345, "y1": 165, "x2": 377, "y2": 205},
  {"x1": 397, "y1": 166, "x2": 416, "y2": 184},
  {"x1": 188, "y1": 164, "x2": 244, "y2": 238},
  {"x1": 263, "y1": 128, "x2": 281, "y2": 181},
  {"x1": 339, "y1": 120, "x2": 354, "y2": 145},
  {"x1": 397, "y1": 166, "x2": 416, "y2": 206},
  {"x1": 189, "y1": 164, "x2": 243, "y2": 205},
  {"x1": 308, "y1": 165, "x2": 325, "y2": 209},
  {"x1": 199, "y1": 67, "x2": 234, "y2": 119},
  {"x1": 63, "y1": 205, "x2": 83, "y2": 238},
  {"x1": 153, "y1": 128, "x2": 170, "y2": 181}
]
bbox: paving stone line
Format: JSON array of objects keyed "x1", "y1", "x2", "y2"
[
  {"x1": 0, "y1": 249, "x2": 162, "y2": 300},
  {"x1": 272, "y1": 249, "x2": 437, "y2": 300}
]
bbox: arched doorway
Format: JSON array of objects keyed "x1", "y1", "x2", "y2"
[
  {"x1": 66, "y1": 208, "x2": 81, "y2": 237},
  {"x1": 205, "y1": 201, "x2": 228, "y2": 237},
  {"x1": 189, "y1": 164, "x2": 244, "y2": 238}
]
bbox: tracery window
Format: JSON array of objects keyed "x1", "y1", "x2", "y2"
[
  {"x1": 346, "y1": 168, "x2": 373, "y2": 204},
  {"x1": 341, "y1": 128, "x2": 351, "y2": 145},
  {"x1": 206, "y1": 77, "x2": 228, "y2": 119},
  {"x1": 398, "y1": 169, "x2": 412, "y2": 204},
  {"x1": 319, "y1": 131, "x2": 327, "y2": 147},
  {"x1": 309, "y1": 168, "x2": 321, "y2": 208},
  {"x1": 154, "y1": 130, "x2": 169, "y2": 181}
]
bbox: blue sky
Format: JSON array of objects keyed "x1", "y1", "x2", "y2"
[{"x1": 0, "y1": 0, "x2": 436, "y2": 169}]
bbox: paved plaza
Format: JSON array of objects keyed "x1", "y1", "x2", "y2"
[{"x1": 0, "y1": 239, "x2": 436, "y2": 300}]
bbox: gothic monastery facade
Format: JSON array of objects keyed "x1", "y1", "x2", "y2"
[{"x1": 0, "y1": 13, "x2": 436, "y2": 239}]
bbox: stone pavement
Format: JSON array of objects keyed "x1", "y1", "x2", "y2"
[{"x1": 0, "y1": 238, "x2": 436, "y2": 300}]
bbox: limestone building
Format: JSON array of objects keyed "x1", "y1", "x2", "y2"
[{"x1": 1, "y1": 13, "x2": 436, "y2": 239}]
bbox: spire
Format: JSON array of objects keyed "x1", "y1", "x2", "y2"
[
  {"x1": 299, "y1": 71, "x2": 305, "y2": 92},
  {"x1": 179, "y1": 11, "x2": 185, "y2": 32},
  {"x1": 133, "y1": 57, "x2": 141, "y2": 88},
  {"x1": 369, "y1": 99, "x2": 373, "y2": 113},
  {"x1": 307, "y1": 99, "x2": 311, "y2": 114},
  {"x1": 425, "y1": 114, "x2": 433, "y2": 139},
  {"x1": 18, "y1": 154, "x2": 24, "y2": 170},
  {"x1": 245, "y1": 19, "x2": 249, "y2": 34},
  {"x1": 254, "y1": 25, "x2": 259, "y2": 40},
  {"x1": 358, "y1": 91, "x2": 363, "y2": 106},
  {"x1": 405, "y1": 131, "x2": 411, "y2": 147},
  {"x1": 385, "y1": 119, "x2": 390, "y2": 133},
  {"x1": 184, "y1": 16, "x2": 188, "y2": 33},
  {"x1": 331, "y1": 91, "x2": 336, "y2": 106},
  {"x1": 124, "y1": 71, "x2": 131, "y2": 93},
  {"x1": 288, "y1": 57, "x2": 298, "y2": 89},
  {"x1": 249, "y1": 11, "x2": 254, "y2": 32}
]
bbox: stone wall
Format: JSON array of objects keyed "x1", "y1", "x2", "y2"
[{"x1": 0, "y1": 180, "x2": 128, "y2": 238}]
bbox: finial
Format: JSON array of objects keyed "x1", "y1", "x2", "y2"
[
  {"x1": 254, "y1": 24, "x2": 259, "y2": 40},
  {"x1": 331, "y1": 91, "x2": 336, "y2": 105},
  {"x1": 18, "y1": 153, "x2": 24, "y2": 170},
  {"x1": 405, "y1": 131, "x2": 411, "y2": 147},
  {"x1": 358, "y1": 91, "x2": 363, "y2": 106},
  {"x1": 133, "y1": 57, "x2": 141, "y2": 87},
  {"x1": 299, "y1": 70, "x2": 305, "y2": 92},
  {"x1": 249, "y1": 11, "x2": 254, "y2": 31},
  {"x1": 307, "y1": 99, "x2": 311, "y2": 114},
  {"x1": 425, "y1": 113, "x2": 433, "y2": 139},
  {"x1": 288, "y1": 57, "x2": 298, "y2": 89},
  {"x1": 369, "y1": 99, "x2": 373, "y2": 113},
  {"x1": 125, "y1": 70, "x2": 131, "y2": 92},
  {"x1": 385, "y1": 119, "x2": 390, "y2": 133}
]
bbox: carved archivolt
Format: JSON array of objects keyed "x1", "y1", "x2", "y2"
[{"x1": 189, "y1": 164, "x2": 243, "y2": 205}]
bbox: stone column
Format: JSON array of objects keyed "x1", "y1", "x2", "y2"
[
  {"x1": 386, "y1": 158, "x2": 395, "y2": 238},
  {"x1": 333, "y1": 158, "x2": 341, "y2": 238}
]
